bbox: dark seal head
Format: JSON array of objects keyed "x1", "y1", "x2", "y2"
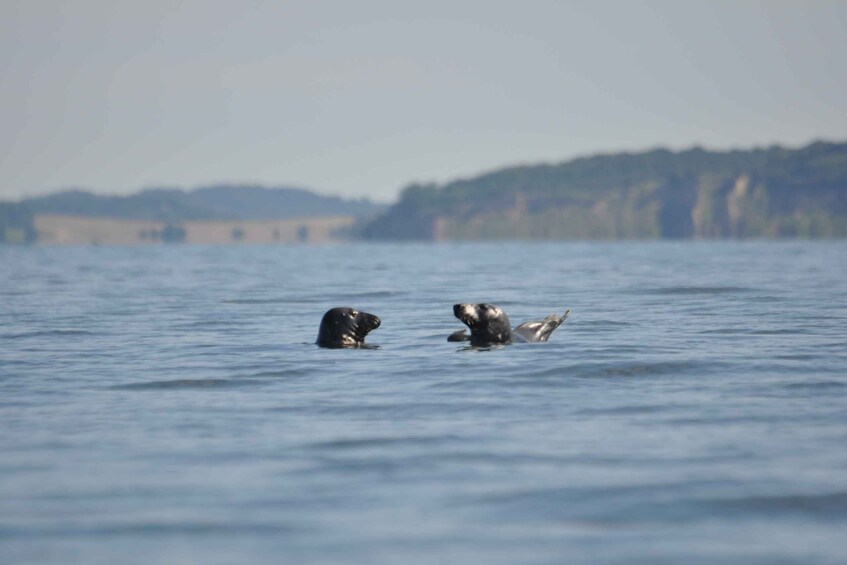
[
  {"x1": 452, "y1": 303, "x2": 513, "y2": 346},
  {"x1": 316, "y1": 307, "x2": 381, "y2": 349}
]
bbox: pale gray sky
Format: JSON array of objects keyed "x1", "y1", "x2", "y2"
[{"x1": 1, "y1": 1, "x2": 845, "y2": 202}]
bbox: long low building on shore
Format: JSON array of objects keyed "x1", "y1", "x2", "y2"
[{"x1": 33, "y1": 214, "x2": 358, "y2": 245}]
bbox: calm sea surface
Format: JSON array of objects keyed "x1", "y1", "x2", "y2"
[{"x1": 1, "y1": 241, "x2": 846, "y2": 564}]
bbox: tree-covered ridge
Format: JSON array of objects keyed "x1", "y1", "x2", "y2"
[
  {"x1": 363, "y1": 141, "x2": 847, "y2": 240},
  {"x1": 18, "y1": 184, "x2": 383, "y2": 222},
  {"x1": 1, "y1": 184, "x2": 384, "y2": 243}
]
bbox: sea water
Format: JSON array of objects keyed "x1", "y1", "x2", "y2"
[{"x1": 1, "y1": 241, "x2": 846, "y2": 564}]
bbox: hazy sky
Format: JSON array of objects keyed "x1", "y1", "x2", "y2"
[{"x1": 1, "y1": 1, "x2": 845, "y2": 202}]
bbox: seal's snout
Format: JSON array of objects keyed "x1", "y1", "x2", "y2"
[
  {"x1": 365, "y1": 313, "x2": 381, "y2": 330},
  {"x1": 453, "y1": 303, "x2": 470, "y2": 322},
  {"x1": 453, "y1": 303, "x2": 478, "y2": 325}
]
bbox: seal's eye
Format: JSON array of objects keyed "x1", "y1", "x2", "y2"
[{"x1": 351, "y1": 311, "x2": 358, "y2": 317}]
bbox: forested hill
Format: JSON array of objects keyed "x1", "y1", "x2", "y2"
[
  {"x1": 362, "y1": 141, "x2": 847, "y2": 240},
  {"x1": 17, "y1": 184, "x2": 382, "y2": 222}
]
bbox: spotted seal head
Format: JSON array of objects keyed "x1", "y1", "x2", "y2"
[
  {"x1": 316, "y1": 307, "x2": 381, "y2": 348},
  {"x1": 450, "y1": 303, "x2": 571, "y2": 346},
  {"x1": 451, "y1": 303, "x2": 513, "y2": 346}
]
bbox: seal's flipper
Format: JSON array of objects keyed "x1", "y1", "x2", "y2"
[
  {"x1": 513, "y1": 309, "x2": 571, "y2": 342},
  {"x1": 447, "y1": 329, "x2": 470, "y2": 342}
]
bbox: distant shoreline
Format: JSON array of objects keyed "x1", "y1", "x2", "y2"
[
  {"x1": 3, "y1": 140, "x2": 846, "y2": 244},
  {"x1": 28, "y1": 214, "x2": 357, "y2": 246}
]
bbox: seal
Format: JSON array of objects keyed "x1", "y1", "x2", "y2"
[
  {"x1": 316, "y1": 307, "x2": 381, "y2": 348},
  {"x1": 449, "y1": 303, "x2": 570, "y2": 346}
]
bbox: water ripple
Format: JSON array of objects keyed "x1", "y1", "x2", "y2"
[
  {"x1": 108, "y1": 378, "x2": 266, "y2": 390},
  {"x1": 634, "y1": 285, "x2": 757, "y2": 295},
  {"x1": 1, "y1": 329, "x2": 95, "y2": 339}
]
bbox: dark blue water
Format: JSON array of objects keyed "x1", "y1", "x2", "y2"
[{"x1": 2, "y1": 242, "x2": 846, "y2": 564}]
